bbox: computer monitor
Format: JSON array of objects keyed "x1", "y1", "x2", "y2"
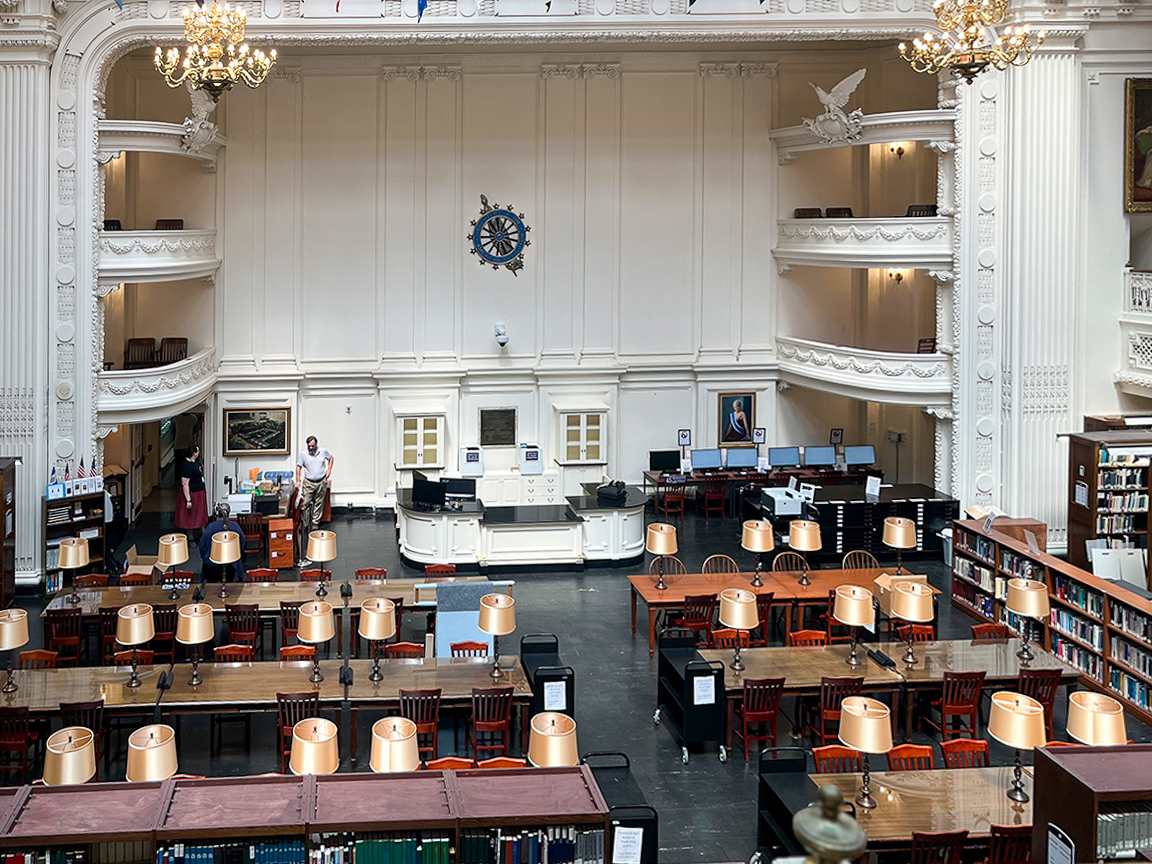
[
  {"x1": 442, "y1": 477, "x2": 476, "y2": 500},
  {"x1": 844, "y1": 444, "x2": 876, "y2": 466},
  {"x1": 690, "y1": 448, "x2": 723, "y2": 471},
  {"x1": 412, "y1": 476, "x2": 446, "y2": 507},
  {"x1": 649, "y1": 450, "x2": 681, "y2": 472},
  {"x1": 767, "y1": 446, "x2": 801, "y2": 468},
  {"x1": 725, "y1": 448, "x2": 758, "y2": 469},
  {"x1": 803, "y1": 446, "x2": 837, "y2": 467}
]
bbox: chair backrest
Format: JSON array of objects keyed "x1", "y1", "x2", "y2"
[
  {"x1": 225, "y1": 603, "x2": 259, "y2": 636},
  {"x1": 794, "y1": 208, "x2": 823, "y2": 218},
  {"x1": 841, "y1": 550, "x2": 879, "y2": 570},
  {"x1": 773, "y1": 551, "x2": 808, "y2": 572},
  {"x1": 701, "y1": 554, "x2": 739, "y2": 574},
  {"x1": 819, "y1": 676, "x2": 863, "y2": 712},
  {"x1": 812, "y1": 745, "x2": 861, "y2": 773},
  {"x1": 18, "y1": 650, "x2": 58, "y2": 670},
  {"x1": 399, "y1": 688, "x2": 442, "y2": 725},
  {"x1": 300, "y1": 569, "x2": 323, "y2": 582},
  {"x1": 649, "y1": 556, "x2": 687, "y2": 575},
  {"x1": 103, "y1": 219, "x2": 123, "y2": 230},
  {"x1": 895, "y1": 624, "x2": 936, "y2": 643},
  {"x1": 971, "y1": 623, "x2": 1011, "y2": 641},
  {"x1": 1018, "y1": 667, "x2": 1061, "y2": 711},
  {"x1": 277, "y1": 692, "x2": 320, "y2": 731},
  {"x1": 246, "y1": 568, "x2": 278, "y2": 583},
  {"x1": 742, "y1": 677, "x2": 785, "y2": 715},
  {"x1": 119, "y1": 572, "x2": 152, "y2": 587},
  {"x1": 424, "y1": 564, "x2": 455, "y2": 579},
  {"x1": 155, "y1": 218, "x2": 184, "y2": 230},
  {"x1": 424, "y1": 756, "x2": 474, "y2": 770},
  {"x1": 280, "y1": 645, "x2": 314, "y2": 661},
  {"x1": 47, "y1": 607, "x2": 82, "y2": 640},
  {"x1": 215, "y1": 644, "x2": 254, "y2": 664},
  {"x1": 98, "y1": 606, "x2": 119, "y2": 643},
  {"x1": 59, "y1": 700, "x2": 104, "y2": 735},
  {"x1": 157, "y1": 337, "x2": 188, "y2": 364},
  {"x1": 711, "y1": 629, "x2": 749, "y2": 649},
  {"x1": 988, "y1": 825, "x2": 1032, "y2": 864},
  {"x1": 787, "y1": 629, "x2": 827, "y2": 647},
  {"x1": 451, "y1": 641, "x2": 489, "y2": 658},
  {"x1": 280, "y1": 601, "x2": 303, "y2": 635},
  {"x1": 942, "y1": 670, "x2": 986, "y2": 708},
  {"x1": 355, "y1": 567, "x2": 388, "y2": 581},
  {"x1": 124, "y1": 338, "x2": 156, "y2": 367},
  {"x1": 386, "y1": 641, "x2": 425, "y2": 659},
  {"x1": 152, "y1": 604, "x2": 177, "y2": 637},
  {"x1": 680, "y1": 594, "x2": 717, "y2": 625},
  {"x1": 478, "y1": 757, "x2": 527, "y2": 769},
  {"x1": 657, "y1": 480, "x2": 685, "y2": 499},
  {"x1": 75, "y1": 573, "x2": 109, "y2": 588},
  {"x1": 909, "y1": 830, "x2": 968, "y2": 864},
  {"x1": 0, "y1": 706, "x2": 30, "y2": 741},
  {"x1": 114, "y1": 649, "x2": 154, "y2": 666},
  {"x1": 940, "y1": 738, "x2": 990, "y2": 769},
  {"x1": 755, "y1": 591, "x2": 775, "y2": 625},
  {"x1": 917, "y1": 337, "x2": 938, "y2": 354},
  {"x1": 237, "y1": 513, "x2": 263, "y2": 538},
  {"x1": 906, "y1": 204, "x2": 939, "y2": 218},
  {"x1": 887, "y1": 743, "x2": 935, "y2": 772},
  {"x1": 824, "y1": 206, "x2": 853, "y2": 218},
  {"x1": 701, "y1": 477, "x2": 727, "y2": 496},
  {"x1": 471, "y1": 686, "x2": 514, "y2": 724}
]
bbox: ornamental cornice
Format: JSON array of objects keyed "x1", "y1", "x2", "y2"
[
  {"x1": 777, "y1": 340, "x2": 947, "y2": 379},
  {"x1": 96, "y1": 350, "x2": 216, "y2": 396},
  {"x1": 98, "y1": 233, "x2": 215, "y2": 255},
  {"x1": 778, "y1": 222, "x2": 948, "y2": 242}
]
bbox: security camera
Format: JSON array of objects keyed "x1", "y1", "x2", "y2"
[{"x1": 495, "y1": 323, "x2": 508, "y2": 348}]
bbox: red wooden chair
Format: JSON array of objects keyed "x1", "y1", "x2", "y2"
[
  {"x1": 657, "y1": 480, "x2": 686, "y2": 522},
  {"x1": 451, "y1": 641, "x2": 488, "y2": 658},
  {"x1": 276, "y1": 691, "x2": 320, "y2": 773},
  {"x1": 971, "y1": 623, "x2": 1011, "y2": 640},
  {"x1": 1018, "y1": 667, "x2": 1061, "y2": 739},
  {"x1": 822, "y1": 590, "x2": 853, "y2": 644},
  {"x1": 75, "y1": 573, "x2": 109, "y2": 589},
  {"x1": 895, "y1": 623, "x2": 936, "y2": 643},
  {"x1": 422, "y1": 756, "x2": 474, "y2": 770},
  {"x1": 787, "y1": 629, "x2": 826, "y2": 648},
  {"x1": 812, "y1": 744, "x2": 861, "y2": 773},
  {"x1": 280, "y1": 645, "x2": 314, "y2": 661},
  {"x1": 98, "y1": 606, "x2": 119, "y2": 665},
  {"x1": 695, "y1": 477, "x2": 727, "y2": 520},
  {"x1": 478, "y1": 757, "x2": 527, "y2": 769},
  {"x1": 18, "y1": 650, "x2": 58, "y2": 670},
  {"x1": 812, "y1": 676, "x2": 863, "y2": 745},
  {"x1": 60, "y1": 701, "x2": 105, "y2": 777},
  {"x1": 280, "y1": 601, "x2": 303, "y2": 646},
  {"x1": 939, "y1": 738, "x2": 990, "y2": 769},
  {"x1": 922, "y1": 670, "x2": 985, "y2": 740},
  {"x1": 0, "y1": 707, "x2": 39, "y2": 784},
  {"x1": 245, "y1": 568, "x2": 279, "y2": 583},
  {"x1": 46, "y1": 608, "x2": 83, "y2": 666},
  {"x1": 467, "y1": 686, "x2": 514, "y2": 759},
  {"x1": 119, "y1": 572, "x2": 152, "y2": 587},
  {"x1": 673, "y1": 594, "x2": 717, "y2": 647},
  {"x1": 711, "y1": 629, "x2": 749, "y2": 649},
  {"x1": 385, "y1": 642, "x2": 425, "y2": 659},
  {"x1": 988, "y1": 824, "x2": 1032, "y2": 864},
  {"x1": 237, "y1": 513, "x2": 265, "y2": 568},
  {"x1": 424, "y1": 564, "x2": 455, "y2": 581},
  {"x1": 214, "y1": 644, "x2": 254, "y2": 663},
  {"x1": 151, "y1": 603, "x2": 177, "y2": 665},
  {"x1": 225, "y1": 603, "x2": 262, "y2": 657},
  {"x1": 733, "y1": 677, "x2": 784, "y2": 761},
  {"x1": 399, "y1": 688, "x2": 442, "y2": 760},
  {"x1": 114, "y1": 649, "x2": 154, "y2": 665},
  {"x1": 355, "y1": 567, "x2": 388, "y2": 581},
  {"x1": 886, "y1": 743, "x2": 935, "y2": 771},
  {"x1": 300, "y1": 569, "x2": 324, "y2": 582},
  {"x1": 749, "y1": 592, "x2": 776, "y2": 648},
  {"x1": 909, "y1": 831, "x2": 968, "y2": 864}
]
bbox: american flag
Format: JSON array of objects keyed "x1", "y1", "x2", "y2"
[
  {"x1": 63, "y1": 463, "x2": 70, "y2": 482},
  {"x1": 77, "y1": 457, "x2": 86, "y2": 479}
]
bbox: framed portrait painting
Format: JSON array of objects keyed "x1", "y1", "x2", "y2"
[
  {"x1": 1126, "y1": 79, "x2": 1152, "y2": 212},
  {"x1": 718, "y1": 392, "x2": 755, "y2": 446},
  {"x1": 223, "y1": 408, "x2": 291, "y2": 456}
]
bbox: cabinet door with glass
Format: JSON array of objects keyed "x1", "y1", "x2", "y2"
[
  {"x1": 399, "y1": 415, "x2": 442, "y2": 468},
  {"x1": 562, "y1": 412, "x2": 606, "y2": 464}
]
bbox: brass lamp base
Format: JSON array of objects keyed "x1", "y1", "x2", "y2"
[
  {"x1": 490, "y1": 649, "x2": 505, "y2": 679},
  {"x1": 188, "y1": 654, "x2": 202, "y2": 687},
  {"x1": 310, "y1": 659, "x2": 324, "y2": 683},
  {"x1": 316, "y1": 582, "x2": 328, "y2": 598},
  {"x1": 729, "y1": 645, "x2": 745, "y2": 672},
  {"x1": 369, "y1": 655, "x2": 383, "y2": 682},
  {"x1": 1007, "y1": 750, "x2": 1029, "y2": 802},
  {"x1": 856, "y1": 757, "x2": 878, "y2": 809},
  {"x1": 1, "y1": 661, "x2": 16, "y2": 694},
  {"x1": 219, "y1": 581, "x2": 229, "y2": 599},
  {"x1": 750, "y1": 560, "x2": 764, "y2": 588},
  {"x1": 798, "y1": 572, "x2": 811, "y2": 587},
  {"x1": 902, "y1": 635, "x2": 919, "y2": 666},
  {"x1": 1016, "y1": 634, "x2": 1035, "y2": 664},
  {"x1": 846, "y1": 635, "x2": 862, "y2": 667},
  {"x1": 67, "y1": 591, "x2": 81, "y2": 605}
]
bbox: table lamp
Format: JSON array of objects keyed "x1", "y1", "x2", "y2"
[
  {"x1": 718, "y1": 588, "x2": 757, "y2": 671},
  {"x1": 158, "y1": 533, "x2": 190, "y2": 600},
  {"x1": 0, "y1": 609, "x2": 29, "y2": 694},
  {"x1": 528, "y1": 712, "x2": 579, "y2": 767},
  {"x1": 988, "y1": 691, "x2": 1046, "y2": 802},
  {"x1": 58, "y1": 536, "x2": 90, "y2": 605},
  {"x1": 833, "y1": 585, "x2": 874, "y2": 668},
  {"x1": 788, "y1": 520, "x2": 821, "y2": 586},
  {"x1": 741, "y1": 521, "x2": 774, "y2": 588},
  {"x1": 1067, "y1": 691, "x2": 1127, "y2": 746},
  {"x1": 116, "y1": 603, "x2": 155, "y2": 688},
  {"x1": 176, "y1": 602, "x2": 214, "y2": 686},
  {"x1": 837, "y1": 696, "x2": 893, "y2": 810},
  {"x1": 43, "y1": 726, "x2": 96, "y2": 785},
  {"x1": 1006, "y1": 577, "x2": 1049, "y2": 663},
  {"x1": 370, "y1": 717, "x2": 420, "y2": 773},
  {"x1": 646, "y1": 523, "x2": 677, "y2": 591},
  {"x1": 297, "y1": 600, "x2": 335, "y2": 683},
  {"x1": 882, "y1": 517, "x2": 916, "y2": 575},
  {"x1": 359, "y1": 598, "x2": 396, "y2": 682},
  {"x1": 209, "y1": 530, "x2": 241, "y2": 599},
  {"x1": 290, "y1": 717, "x2": 339, "y2": 775},
  {"x1": 307, "y1": 530, "x2": 337, "y2": 598},
  {"x1": 478, "y1": 593, "x2": 516, "y2": 679},
  {"x1": 125, "y1": 724, "x2": 178, "y2": 782},
  {"x1": 891, "y1": 581, "x2": 933, "y2": 666}
]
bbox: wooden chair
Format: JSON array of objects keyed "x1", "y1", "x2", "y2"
[
  {"x1": 696, "y1": 477, "x2": 727, "y2": 520},
  {"x1": 225, "y1": 604, "x2": 262, "y2": 657},
  {"x1": 424, "y1": 564, "x2": 455, "y2": 580},
  {"x1": 98, "y1": 606, "x2": 119, "y2": 665},
  {"x1": 787, "y1": 629, "x2": 826, "y2": 648},
  {"x1": 245, "y1": 568, "x2": 278, "y2": 583},
  {"x1": 895, "y1": 624, "x2": 936, "y2": 643},
  {"x1": 355, "y1": 567, "x2": 388, "y2": 581},
  {"x1": 988, "y1": 824, "x2": 1032, "y2": 864},
  {"x1": 236, "y1": 513, "x2": 266, "y2": 567},
  {"x1": 103, "y1": 219, "x2": 123, "y2": 230},
  {"x1": 794, "y1": 208, "x2": 823, "y2": 219},
  {"x1": 922, "y1": 670, "x2": 985, "y2": 740},
  {"x1": 423, "y1": 756, "x2": 474, "y2": 770},
  {"x1": 214, "y1": 644, "x2": 254, "y2": 663},
  {"x1": 917, "y1": 337, "x2": 938, "y2": 354},
  {"x1": 280, "y1": 601, "x2": 303, "y2": 646},
  {"x1": 749, "y1": 592, "x2": 777, "y2": 648},
  {"x1": 123, "y1": 338, "x2": 157, "y2": 370},
  {"x1": 733, "y1": 677, "x2": 784, "y2": 761},
  {"x1": 656, "y1": 480, "x2": 686, "y2": 522},
  {"x1": 1018, "y1": 667, "x2": 1061, "y2": 738},
  {"x1": 478, "y1": 757, "x2": 527, "y2": 769},
  {"x1": 451, "y1": 641, "x2": 489, "y2": 658},
  {"x1": 909, "y1": 830, "x2": 967, "y2": 864},
  {"x1": 60, "y1": 700, "x2": 105, "y2": 775},
  {"x1": 0, "y1": 706, "x2": 39, "y2": 784},
  {"x1": 280, "y1": 645, "x2": 314, "y2": 661},
  {"x1": 210, "y1": 646, "x2": 253, "y2": 752},
  {"x1": 156, "y1": 337, "x2": 188, "y2": 365},
  {"x1": 906, "y1": 204, "x2": 939, "y2": 218},
  {"x1": 399, "y1": 688, "x2": 442, "y2": 760},
  {"x1": 467, "y1": 687, "x2": 514, "y2": 759},
  {"x1": 386, "y1": 642, "x2": 425, "y2": 659},
  {"x1": 276, "y1": 691, "x2": 320, "y2": 773},
  {"x1": 119, "y1": 572, "x2": 152, "y2": 587},
  {"x1": 773, "y1": 551, "x2": 808, "y2": 572},
  {"x1": 299, "y1": 569, "x2": 324, "y2": 582},
  {"x1": 701, "y1": 554, "x2": 739, "y2": 574},
  {"x1": 46, "y1": 608, "x2": 82, "y2": 666},
  {"x1": 812, "y1": 744, "x2": 861, "y2": 773},
  {"x1": 822, "y1": 590, "x2": 853, "y2": 644},
  {"x1": 711, "y1": 629, "x2": 749, "y2": 649},
  {"x1": 939, "y1": 737, "x2": 990, "y2": 769},
  {"x1": 18, "y1": 650, "x2": 57, "y2": 670},
  {"x1": 74, "y1": 573, "x2": 109, "y2": 589},
  {"x1": 812, "y1": 676, "x2": 863, "y2": 745},
  {"x1": 649, "y1": 556, "x2": 687, "y2": 577},
  {"x1": 114, "y1": 649, "x2": 154, "y2": 666},
  {"x1": 841, "y1": 550, "x2": 878, "y2": 570},
  {"x1": 155, "y1": 219, "x2": 185, "y2": 230},
  {"x1": 151, "y1": 603, "x2": 177, "y2": 665},
  {"x1": 972, "y1": 623, "x2": 1011, "y2": 640},
  {"x1": 824, "y1": 207, "x2": 853, "y2": 218},
  {"x1": 886, "y1": 743, "x2": 935, "y2": 771},
  {"x1": 674, "y1": 594, "x2": 718, "y2": 647}
]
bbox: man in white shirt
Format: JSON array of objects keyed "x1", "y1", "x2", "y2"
[{"x1": 296, "y1": 435, "x2": 334, "y2": 566}]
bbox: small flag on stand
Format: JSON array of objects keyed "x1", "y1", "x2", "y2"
[{"x1": 77, "y1": 457, "x2": 86, "y2": 479}]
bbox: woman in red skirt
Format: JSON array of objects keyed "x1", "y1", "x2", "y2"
[{"x1": 174, "y1": 444, "x2": 209, "y2": 541}]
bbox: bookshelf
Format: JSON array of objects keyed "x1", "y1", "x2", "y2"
[
  {"x1": 0, "y1": 458, "x2": 15, "y2": 609},
  {"x1": 951, "y1": 518, "x2": 1152, "y2": 726},
  {"x1": 42, "y1": 492, "x2": 105, "y2": 594}
]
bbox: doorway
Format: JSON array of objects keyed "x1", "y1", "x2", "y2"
[{"x1": 106, "y1": 412, "x2": 204, "y2": 528}]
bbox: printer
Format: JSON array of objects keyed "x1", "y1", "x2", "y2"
[{"x1": 762, "y1": 487, "x2": 803, "y2": 517}]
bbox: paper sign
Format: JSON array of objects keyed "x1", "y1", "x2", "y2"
[
  {"x1": 678, "y1": 429, "x2": 691, "y2": 447},
  {"x1": 787, "y1": 476, "x2": 798, "y2": 491},
  {"x1": 1074, "y1": 480, "x2": 1089, "y2": 508},
  {"x1": 983, "y1": 514, "x2": 998, "y2": 534},
  {"x1": 693, "y1": 675, "x2": 715, "y2": 706},
  {"x1": 1024, "y1": 530, "x2": 1041, "y2": 555},
  {"x1": 46, "y1": 483, "x2": 64, "y2": 500},
  {"x1": 543, "y1": 680, "x2": 567, "y2": 711},
  {"x1": 865, "y1": 475, "x2": 882, "y2": 499},
  {"x1": 680, "y1": 458, "x2": 692, "y2": 474},
  {"x1": 1047, "y1": 825, "x2": 1073, "y2": 864},
  {"x1": 757, "y1": 456, "x2": 769, "y2": 472},
  {"x1": 612, "y1": 828, "x2": 644, "y2": 864}
]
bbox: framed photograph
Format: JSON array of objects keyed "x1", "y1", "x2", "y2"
[
  {"x1": 752, "y1": 427, "x2": 766, "y2": 445},
  {"x1": 223, "y1": 407, "x2": 291, "y2": 456},
  {"x1": 1127, "y1": 79, "x2": 1152, "y2": 212},
  {"x1": 718, "y1": 392, "x2": 755, "y2": 446},
  {"x1": 830, "y1": 427, "x2": 844, "y2": 446},
  {"x1": 480, "y1": 408, "x2": 517, "y2": 447},
  {"x1": 678, "y1": 429, "x2": 692, "y2": 447}
]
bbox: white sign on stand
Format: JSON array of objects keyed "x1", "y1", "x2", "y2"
[
  {"x1": 864, "y1": 476, "x2": 882, "y2": 500},
  {"x1": 543, "y1": 680, "x2": 567, "y2": 711},
  {"x1": 612, "y1": 828, "x2": 644, "y2": 864},
  {"x1": 693, "y1": 675, "x2": 715, "y2": 706}
]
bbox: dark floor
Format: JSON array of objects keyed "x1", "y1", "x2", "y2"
[{"x1": 18, "y1": 507, "x2": 1152, "y2": 864}]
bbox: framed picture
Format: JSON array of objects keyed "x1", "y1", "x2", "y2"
[
  {"x1": 718, "y1": 392, "x2": 755, "y2": 446},
  {"x1": 1127, "y1": 79, "x2": 1152, "y2": 212},
  {"x1": 223, "y1": 408, "x2": 291, "y2": 456},
  {"x1": 830, "y1": 427, "x2": 844, "y2": 446},
  {"x1": 480, "y1": 408, "x2": 517, "y2": 447}
]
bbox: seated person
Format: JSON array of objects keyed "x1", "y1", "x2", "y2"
[{"x1": 198, "y1": 502, "x2": 247, "y2": 583}]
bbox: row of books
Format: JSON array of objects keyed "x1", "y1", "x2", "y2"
[
  {"x1": 956, "y1": 532, "x2": 994, "y2": 563},
  {"x1": 1098, "y1": 491, "x2": 1150, "y2": 512},
  {"x1": 157, "y1": 840, "x2": 306, "y2": 864},
  {"x1": 953, "y1": 581, "x2": 995, "y2": 617},
  {"x1": 1111, "y1": 635, "x2": 1152, "y2": 678},
  {"x1": 1000, "y1": 550, "x2": 1043, "y2": 581},
  {"x1": 1053, "y1": 575, "x2": 1105, "y2": 618},
  {"x1": 46, "y1": 505, "x2": 73, "y2": 525},
  {"x1": 1099, "y1": 467, "x2": 1148, "y2": 489},
  {"x1": 1097, "y1": 803, "x2": 1152, "y2": 860},
  {"x1": 1051, "y1": 634, "x2": 1105, "y2": 682},
  {"x1": 1050, "y1": 608, "x2": 1104, "y2": 651},
  {"x1": 309, "y1": 834, "x2": 451, "y2": 864},
  {"x1": 952, "y1": 558, "x2": 996, "y2": 593},
  {"x1": 458, "y1": 828, "x2": 605, "y2": 864},
  {"x1": 1111, "y1": 603, "x2": 1152, "y2": 641},
  {"x1": 1111, "y1": 670, "x2": 1151, "y2": 710},
  {"x1": 997, "y1": 609, "x2": 1039, "y2": 643},
  {"x1": 1096, "y1": 514, "x2": 1143, "y2": 534}
]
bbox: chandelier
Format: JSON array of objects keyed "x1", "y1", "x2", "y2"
[
  {"x1": 900, "y1": 0, "x2": 1044, "y2": 83},
  {"x1": 154, "y1": 3, "x2": 277, "y2": 102}
]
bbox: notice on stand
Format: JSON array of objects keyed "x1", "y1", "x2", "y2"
[
  {"x1": 693, "y1": 675, "x2": 715, "y2": 706},
  {"x1": 865, "y1": 475, "x2": 882, "y2": 501},
  {"x1": 1074, "y1": 480, "x2": 1089, "y2": 508},
  {"x1": 1024, "y1": 530, "x2": 1041, "y2": 555},
  {"x1": 612, "y1": 828, "x2": 643, "y2": 864},
  {"x1": 543, "y1": 680, "x2": 567, "y2": 712}
]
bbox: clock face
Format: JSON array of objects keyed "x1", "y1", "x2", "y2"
[{"x1": 467, "y1": 195, "x2": 530, "y2": 275}]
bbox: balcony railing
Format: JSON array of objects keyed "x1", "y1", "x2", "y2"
[
  {"x1": 776, "y1": 336, "x2": 950, "y2": 405},
  {"x1": 98, "y1": 229, "x2": 220, "y2": 285},
  {"x1": 773, "y1": 217, "x2": 953, "y2": 270},
  {"x1": 97, "y1": 347, "x2": 217, "y2": 425}
]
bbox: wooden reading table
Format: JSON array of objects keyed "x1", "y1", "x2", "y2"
[{"x1": 0, "y1": 663, "x2": 165, "y2": 717}]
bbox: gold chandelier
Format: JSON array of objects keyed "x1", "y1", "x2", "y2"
[
  {"x1": 900, "y1": 0, "x2": 1044, "y2": 83},
  {"x1": 154, "y1": 3, "x2": 277, "y2": 102}
]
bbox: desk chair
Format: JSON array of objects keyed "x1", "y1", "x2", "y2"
[
  {"x1": 895, "y1": 623, "x2": 936, "y2": 643},
  {"x1": 98, "y1": 606, "x2": 119, "y2": 665},
  {"x1": 355, "y1": 567, "x2": 387, "y2": 581},
  {"x1": 0, "y1": 706, "x2": 39, "y2": 784},
  {"x1": 225, "y1": 603, "x2": 263, "y2": 658},
  {"x1": 299, "y1": 569, "x2": 323, "y2": 583},
  {"x1": 906, "y1": 204, "x2": 939, "y2": 218},
  {"x1": 451, "y1": 641, "x2": 488, "y2": 658},
  {"x1": 280, "y1": 601, "x2": 303, "y2": 647},
  {"x1": 245, "y1": 567, "x2": 278, "y2": 583},
  {"x1": 922, "y1": 670, "x2": 985, "y2": 740},
  {"x1": 712, "y1": 629, "x2": 749, "y2": 649},
  {"x1": 114, "y1": 649, "x2": 154, "y2": 666},
  {"x1": 886, "y1": 743, "x2": 934, "y2": 771},
  {"x1": 75, "y1": 573, "x2": 109, "y2": 589},
  {"x1": 988, "y1": 824, "x2": 1032, "y2": 864},
  {"x1": 841, "y1": 550, "x2": 878, "y2": 570},
  {"x1": 649, "y1": 556, "x2": 687, "y2": 577},
  {"x1": 793, "y1": 208, "x2": 823, "y2": 219},
  {"x1": 280, "y1": 645, "x2": 314, "y2": 661},
  {"x1": 773, "y1": 551, "x2": 808, "y2": 573},
  {"x1": 733, "y1": 677, "x2": 784, "y2": 761},
  {"x1": 696, "y1": 477, "x2": 727, "y2": 521},
  {"x1": 674, "y1": 594, "x2": 717, "y2": 647},
  {"x1": 812, "y1": 744, "x2": 861, "y2": 773},
  {"x1": 156, "y1": 337, "x2": 188, "y2": 365},
  {"x1": 423, "y1": 756, "x2": 474, "y2": 770},
  {"x1": 353, "y1": 596, "x2": 403, "y2": 658},
  {"x1": 18, "y1": 650, "x2": 57, "y2": 670},
  {"x1": 400, "y1": 688, "x2": 442, "y2": 761},
  {"x1": 656, "y1": 481, "x2": 686, "y2": 522},
  {"x1": 276, "y1": 692, "x2": 320, "y2": 773},
  {"x1": 467, "y1": 686, "x2": 514, "y2": 759},
  {"x1": 909, "y1": 831, "x2": 967, "y2": 864},
  {"x1": 939, "y1": 737, "x2": 989, "y2": 769},
  {"x1": 424, "y1": 564, "x2": 455, "y2": 580},
  {"x1": 237, "y1": 513, "x2": 265, "y2": 567},
  {"x1": 811, "y1": 676, "x2": 863, "y2": 745},
  {"x1": 60, "y1": 700, "x2": 105, "y2": 777},
  {"x1": 1018, "y1": 667, "x2": 1061, "y2": 739},
  {"x1": 155, "y1": 219, "x2": 185, "y2": 230},
  {"x1": 821, "y1": 590, "x2": 853, "y2": 644},
  {"x1": 46, "y1": 607, "x2": 83, "y2": 666},
  {"x1": 151, "y1": 603, "x2": 177, "y2": 665},
  {"x1": 385, "y1": 642, "x2": 425, "y2": 659},
  {"x1": 971, "y1": 623, "x2": 1011, "y2": 640},
  {"x1": 749, "y1": 592, "x2": 777, "y2": 648},
  {"x1": 701, "y1": 554, "x2": 739, "y2": 574},
  {"x1": 119, "y1": 572, "x2": 152, "y2": 587},
  {"x1": 211, "y1": 645, "x2": 254, "y2": 753},
  {"x1": 123, "y1": 338, "x2": 157, "y2": 370},
  {"x1": 1041, "y1": 740, "x2": 1083, "y2": 748},
  {"x1": 786, "y1": 629, "x2": 826, "y2": 647},
  {"x1": 214, "y1": 644, "x2": 254, "y2": 663},
  {"x1": 824, "y1": 207, "x2": 853, "y2": 218}
]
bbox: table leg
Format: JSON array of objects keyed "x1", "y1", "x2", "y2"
[
  {"x1": 631, "y1": 587, "x2": 637, "y2": 634},
  {"x1": 351, "y1": 706, "x2": 358, "y2": 765},
  {"x1": 648, "y1": 608, "x2": 658, "y2": 657}
]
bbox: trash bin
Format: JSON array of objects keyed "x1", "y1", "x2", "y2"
[{"x1": 940, "y1": 528, "x2": 953, "y2": 567}]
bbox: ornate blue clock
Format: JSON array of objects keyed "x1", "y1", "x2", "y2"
[{"x1": 468, "y1": 194, "x2": 530, "y2": 276}]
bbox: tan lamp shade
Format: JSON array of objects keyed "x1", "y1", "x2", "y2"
[
  {"x1": 307, "y1": 531, "x2": 337, "y2": 563},
  {"x1": 175, "y1": 603, "x2": 215, "y2": 645},
  {"x1": 358, "y1": 598, "x2": 397, "y2": 642},
  {"x1": 369, "y1": 717, "x2": 420, "y2": 773},
  {"x1": 116, "y1": 604, "x2": 155, "y2": 646},
  {"x1": 741, "y1": 521, "x2": 775, "y2": 554},
  {"x1": 882, "y1": 517, "x2": 917, "y2": 550},
  {"x1": 1006, "y1": 578, "x2": 1050, "y2": 619},
  {"x1": 718, "y1": 588, "x2": 758, "y2": 631},
  {"x1": 209, "y1": 531, "x2": 242, "y2": 565},
  {"x1": 989, "y1": 692, "x2": 1047, "y2": 750},
  {"x1": 646, "y1": 523, "x2": 678, "y2": 556},
  {"x1": 0, "y1": 609, "x2": 29, "y2": 652},
  {"x1": 297, "y1": 600, "x2": 335, "y2": 644},
  {"x1": 528, "y1": 712, "x2": 579, "y2": 767},
  {"x1": 1067, "y1": 691, "x2": 1127, "y2": 745},
  {"x1": 157, "y1": 534, "x2": 189, "y2": 568},
  {"x1": 43, "y1": 727, "x2": 96, "y2": 786},
  {"x1": 125, "y1": 724, "x2": 178, "y2": 782},
  {"x1": 788, "y1": 520, "x2": 822, "y2": 552},
  {"x1": 290, "y1": 718, "x2": 339, "y2": 775},
  {"x1": 838, "y1": 696, "x2": 893, "y2": 754},
  {"x1": 891, "y1": 581, "x2": 934, "y2": 623},
  {"x1": 478, "y1": 593, "x2": 516, "y2": 637},
  {"x1": 57, "y1": 537, "x2": 90, "y2": 570},
  {"x1": 833, "y1": 585, "x2": 875, "y2": 628}
]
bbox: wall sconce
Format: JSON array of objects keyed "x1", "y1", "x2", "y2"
[
  {"x1": 495, "y1": 323, "x2": 508, "y2": 348},
  {"x1": 887, "y1": 269, "x2": 905, "y2": 284},
  {"x1": 889, "y1": 142, "x2": 906, "y2": 159}
]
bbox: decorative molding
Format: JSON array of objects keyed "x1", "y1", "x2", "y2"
[
  {"x1": 272, "y1": 67, "x2": 302, "y2": 83},
  {"x1": 541, "y1": 62, "x2": 621, "y2": 78},
  {"x1": 777, "y1": 338, "x2": 948, "y2": 380},
  {"x1": 772, "y1": 108, "x2": 955, "y2": 158},
  {"x1": 923, "y1": 406, "x2": 954, "y2": 420},
  {"x1": 97, "y1": 229, "x2": 220, "y2": 284},
  {"x1": 778, "y1": 221, "x2": 947, "y2": 242},
  {"x1": 699, "y1": 62, "x2": 740, "y2": 78},
  {"x1": 97, "y1": 119, "x2": 227, "y2": 165},
  {"x1": 97, "y1": 348, "x2": 217, "y2": 424},
  {"x1": 774, "y1": 217, "x2": 954, "y2": 269},
  {"x1": 927, "y1": 140, "x2": 956, "y2": 153},
  {"x1": 776, "y1": 337, "x2": 951, "y2": 406},
  {"x1": 99, "y1": 232, "x2": 216, "y2": 256},
  {"x1": 928, "y1": 269, "x2": 954, "y2": 284}
]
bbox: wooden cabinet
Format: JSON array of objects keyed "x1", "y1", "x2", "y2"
[
  {"x1": 0, "y1": 459, "x2": 14, "y2": 609},
  {"x1": 267, "y1": 517, "x2": 295, "y2": 569},
  {"x1": 42, "y1": 491, "x2": 105, "y2": 594}
]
